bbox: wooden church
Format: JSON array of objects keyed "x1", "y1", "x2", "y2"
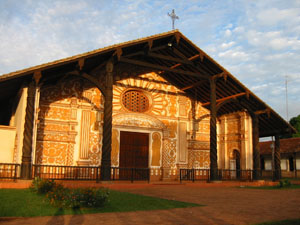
[{"x1": 0, "y1": 30, "x2": 294, "y2": 181}]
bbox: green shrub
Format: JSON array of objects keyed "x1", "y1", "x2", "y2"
[
  {"x1": 46, "y1": 183, "x2": 69, "y2": 208},
  {"x1": 30, "y1": 178, "x2": 56, "y2": 194},
  {"x1": 64, "y1": 187, "x2": 109, "y2": 208},
  {"x1": 75, "y1": 187, "x2": 109, "y2": 207},
  {"x1": 279, "y1": 179, "x2": 291, "y2": 188},
  {"x1": 30, "y1": 178, "x2": 109, "y2": 208}
]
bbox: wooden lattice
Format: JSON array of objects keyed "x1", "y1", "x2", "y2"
[{"x1": 122, "y1": 90, "x2": 149, "y2": 112}]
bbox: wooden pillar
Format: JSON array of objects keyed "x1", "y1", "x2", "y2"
[
  {"x1": 274, "y1": 135, "x2": 281, "y2": 180},
  {"x1": 101, "y1": 61, "x2": 113, "y2": 180},
  {"x1": 251, "y1": 114, "x2": 261, "y2": 180},
  {"x1": 294, "y1": 152, "x2": 297, "y2": 178},
  {"x1": 21, "y1": 73, "x2": 41, "y2": 179},
  {"x1": 209, "y1": 78, "x2": 218, "y2": 180}
]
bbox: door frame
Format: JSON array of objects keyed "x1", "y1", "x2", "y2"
[{"x1": 119, "y1": 130, "x2": 150, "y2": 168}]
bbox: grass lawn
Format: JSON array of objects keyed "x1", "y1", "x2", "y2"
[
  {"x1": 243, "y1": 184, "x2": 300, "y2": 190},
  {"x1": 0, "y1": 189, "x2": 200, "y2": 217},
  {"x1": 255, "y1": 218, "x2": 300, "y2": 225}
]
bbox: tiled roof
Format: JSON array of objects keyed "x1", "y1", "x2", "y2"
[
  {"x1": 0, "y1": 30, "x2": 295, "y2": 137},
  {"x1": 260, "y1": 137, "x2": 300, "y2": 155}
]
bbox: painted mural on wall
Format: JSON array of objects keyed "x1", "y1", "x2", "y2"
[
  {"x1": 33, "y1": 72, "x2": 252, "y2": 173},
  {"x1": 36, "y1": 78, "x2": 103, "y2": 166}
]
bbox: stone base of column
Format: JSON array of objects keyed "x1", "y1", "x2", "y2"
[
  {"x1": 210, "y1": 167, "x2": 219, "y2": 181},
  {"x1": 252, "y1": 169, "x2": 261, "y2": 180},
  {"x1": 100, "y1": 166, "x2": 111, "y2": 181},
  {"x1": 21, "y1": 162, "x2": 32, "y2": 180},
  {"x1": 161, "y1": 167, "x2": 172, "y2": 181},
  {"x1": 76, "y1": 160, "x2": 91, "y2": 167}
]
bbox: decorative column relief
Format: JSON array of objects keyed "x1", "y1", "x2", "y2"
[
  {"x1": 178, "y1": 96, "x2": 187, "y2": 117},
  {"x1": 151, "y1": 132, "x2": 161, "y2": 167},
  {"x1": 178, "y1": 122, "x2": 187, "y2": 163},
  {"x1": 111, "y1": 129, "x2": 119, "y2": 167},
  {"x1": 78, "y1": 110, "x2": 91, "y2": 165}
]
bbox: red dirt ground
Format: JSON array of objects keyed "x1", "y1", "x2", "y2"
[{"x1": 0, "y1": 181, "x2": 299, "y2": 225}]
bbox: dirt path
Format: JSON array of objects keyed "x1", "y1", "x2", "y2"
[{"x1": 1, "y1": 185, "x2": 300, "y2": 225}]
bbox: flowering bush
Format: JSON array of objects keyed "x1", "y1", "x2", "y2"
[
  {"x1": 30, "y1": 179, "x2": 109, "y2": 208},
  {"x1": 30, "y1": 177, "x2": 56, "y2": 194},
  {"x1": 46, "y1": 183, "x2": 69, "y2": 208}
]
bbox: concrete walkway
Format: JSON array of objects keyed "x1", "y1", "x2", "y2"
[{"x1": 1, "y1": 183, "x2": 300, "y2": 225}]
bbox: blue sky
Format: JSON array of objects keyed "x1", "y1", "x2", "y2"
[{"x1": 0, "y1": 0, "x2": 300, "y2": 120}]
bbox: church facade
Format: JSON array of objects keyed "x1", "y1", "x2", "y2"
[
  {"x1": 0, "y1": 30, "x2": 292, "y2": 181},
  {"x1": 2, "y1": 72, "x2": 252, "y2": 181}
]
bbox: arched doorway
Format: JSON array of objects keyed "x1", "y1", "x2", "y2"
[{"x1": 230, "y1": 149, "x2": 241, "y2": 179}]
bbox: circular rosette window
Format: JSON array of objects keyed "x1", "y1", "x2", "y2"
[{"x1": 122, "y1": 90, "x2": 150, "y2": 113}]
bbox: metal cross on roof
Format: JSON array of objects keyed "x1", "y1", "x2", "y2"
[{"x1": 168, "y1": 9, "x2": 179, "y2": 30}]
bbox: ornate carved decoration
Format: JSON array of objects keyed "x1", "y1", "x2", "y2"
[
  {"x1": 162, "y1": 120, "x2": 177, "y2": 138},
  {"x1": 113, "y1": 113, "x2": 167, "y2": 130},
  {"x1": 151, "y1": 132, "x2": 161, "y2": 166},
  {"x1": 122, "y1": 90, "x2": 149, "y2": 112},
  {"x1": 111, "y1": 129, "x2": 119, "y2": 166}
]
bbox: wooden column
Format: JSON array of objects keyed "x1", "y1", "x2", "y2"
[
  {"x1": 251, "y1": 114, "x2": 261, "y2": 180},
  {"x1": 21, "y1": 75, "x2": 40, "y2": 179},
  {"x1": 274, "y1": 135, "x2": 281, "y2": 180},
  {"x1": 294, "y1": 152, "x2": 297, "y2": 178},
  {"x1": 101, "y1": 61, "x2": 113, "y2": 180},
  {"x1": 209, "y1": 78, "x2": 218, "y2": 180}
]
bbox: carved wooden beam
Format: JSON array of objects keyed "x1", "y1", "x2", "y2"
[
  {"x1": 255, "y1": 108, "x2": 271, "y2": 118},
  {"x1": 67, "y1": 70, "x2": 106, "y2": 96},
  {"x1": 246, "y1": 90, "x2": 250, "y2": 99},
  {"x1": 216, "y1": 98, "x2": 237, "y2": 112},
  {"x1": 195, "y1": 113, "x2": 210, "y2": 122},
  {"x1": 119, "y1": 57, "x2": 209, "y2": 79},
  {"x1": 260, "y1": 128, "x2": 292, "y2": 137},
  {"x1": 33, "y1": 71, "x2": 42, "y2": 84},
  {"x1": 113, "y1": 48, "x2": 123, "y2": 61},
  {"x1": 202, "y1": 92, "x2": 246, "y2": 106},
  {"x1": 181, "y1": 79, "x2": 207, "y2": 91},
  {"x1": 212, "y1": 71, "x2": 227, "y2": 80},
  {"x1": 101, "y1": 60, "x2": 114, "y2": 181},
  {"x1": 170, "y1": 54, "x2": 201, "y2": 69},
  {"x1": 78, "y1": 58, "x2": 85, "y2": 71},
  {"x1": 124, "y1": 45, "x2": 168, "y2": 58},
  {"x1": 90, "y1": 61, "x2": 107, "y2": 76},
  {"x1": 175, "y1": 32, "x2": 181, "y2": 45},
  {"x1": 274, "y1": 134, "x2": 281, "y2": 180},
  {"x1": 252, "y1": 113, "x2": 261, "y2": 180},
  {"x1": 146, "y1": 52, "x2": 194, "y2": 65},
  {"x1": 209, "y1": 78, "x2": 218, "y2": 181}
]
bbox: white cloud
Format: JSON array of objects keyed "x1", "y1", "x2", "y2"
[
  {"x1": 224, "y1": 29, "x2": 232, "y2": 37},
  {"x1": 256, "y1": 8, "x2": 300, "y2": 26},
  {"x1": 220, "y1": 41, "x2": 235, "y2": 49},
  {"x1": 0, "y1": 0, "x2": 299, "y2": 120},
  {"x1": 218, "y1": 49, "x2": 249, "y2": 61}
]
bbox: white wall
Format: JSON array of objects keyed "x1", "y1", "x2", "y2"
[{"x1": 0, "y1": 126, "x2": 16, "y2": 163}]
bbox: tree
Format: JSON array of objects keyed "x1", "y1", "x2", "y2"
[
  {"x1": 280, "y1": 114, "x2": 300, "y2": 139},
  {"x1": 289, "y1": 115, "x2": 300, "y2": 137}
]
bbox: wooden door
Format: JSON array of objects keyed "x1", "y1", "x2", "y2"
[{"x1": 120, "y1": 131, "x2": 149, "y2": 168}]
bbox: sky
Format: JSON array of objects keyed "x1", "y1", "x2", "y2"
[{"x1": 0, "y1": 0, "x2": 300, "y2": 121}]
